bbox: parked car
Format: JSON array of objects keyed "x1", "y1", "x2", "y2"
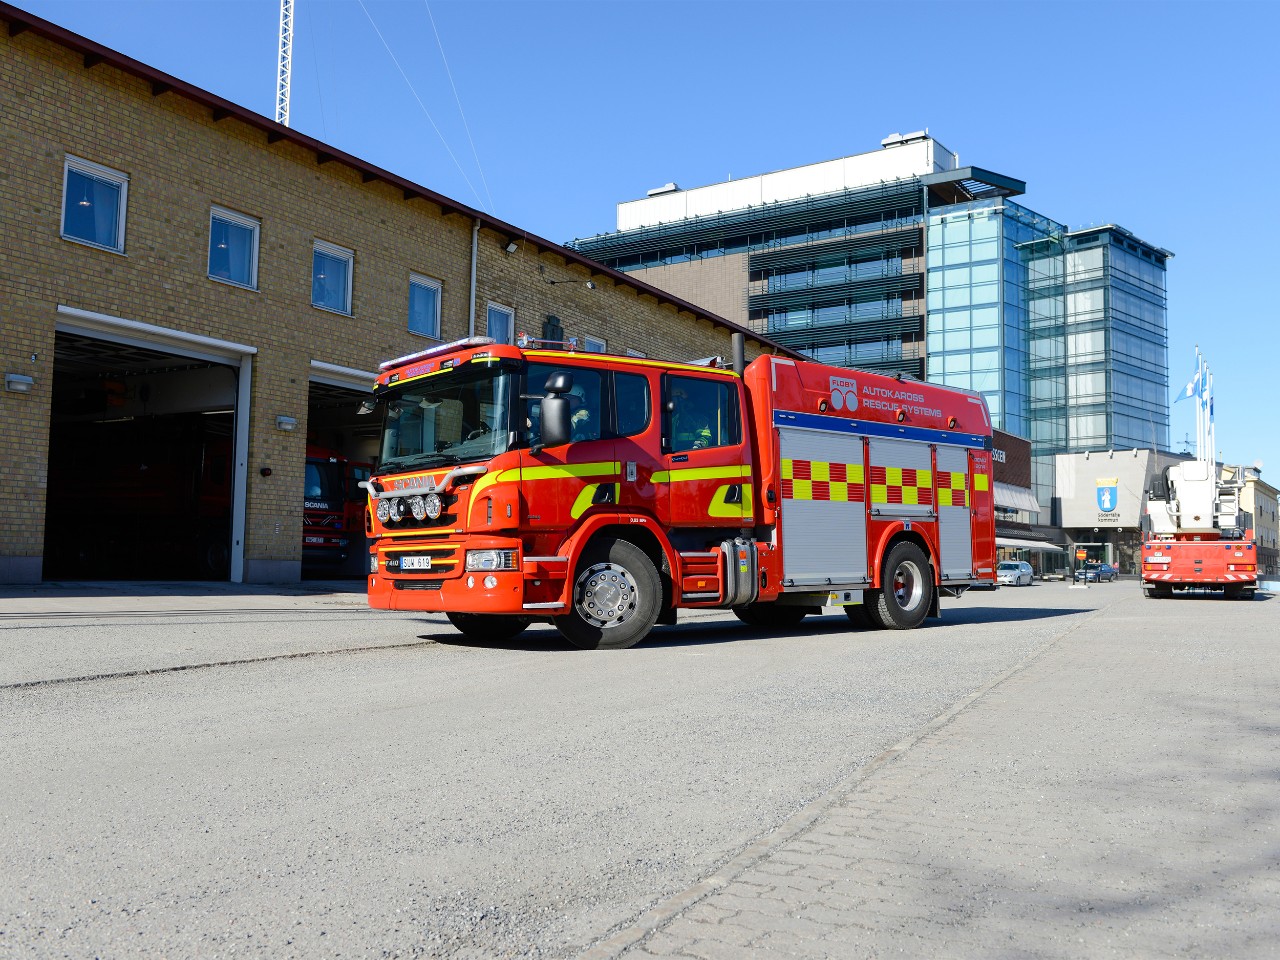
[
  {"x1": 1074, "y1": 562, "x2": 1117, "y2": 583},
  {"x1": 997, "y1": 560, "x2": 1034, "y2": 586}
]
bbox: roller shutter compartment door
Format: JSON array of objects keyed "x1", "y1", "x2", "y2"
[
  {"x1": 867, "y1": 438, "x2": 934, "y2": 519},
  {"x1": 778, "y1": 427, "x2": 867, "y2": 585},
  {"x1": 935, "y1": 445, "x2": 974, "y2": 580}
]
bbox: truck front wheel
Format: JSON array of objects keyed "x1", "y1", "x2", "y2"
[
  {"x1": 869, "y1": 541, "x2": 933, "y2": 630},
  {"x1": 557, "y1": 538, "x2": 661, "y2": 650},
  {"x1": 445, "y1": 612, "x2": 530, "y2": 643}
]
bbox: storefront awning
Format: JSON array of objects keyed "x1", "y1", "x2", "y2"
[
  {"x1": 994, "y1": 481, "x2": 1041, "y2": 515},
  {"x1": 996, "y1": 537, "x2": 1064, "y2": 553}
]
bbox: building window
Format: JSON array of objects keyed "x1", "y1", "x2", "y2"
[
  {"x1": 208, "y1": 207, "x2": 259, "y2": 289},
  {"x1": 61, "y1": 155, "x2": 128, "y2": 253},
  {"x1": 626, "y1": 348, "x2": 647, "y2": 359},
  {"x1": 312, "y1": 240, "x2": 353, "y2": 314},
  {"x1": 583, "y1": 335, "x2": 606, "y2": 353},
  {"x1": 486, "y1": 302, "x2": 514, "y2": 344},
  {"x1": 409, "y1": 273, "x2": 442, "y2": 339}
]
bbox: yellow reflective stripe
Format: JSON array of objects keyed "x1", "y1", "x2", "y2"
[
  {"x1": 651, "y1": 464, "x2": 752, "y2": 484},
  {"x1": 810, "y1": 461, "x2": 829, "y2": 482},
  {"x1": 471, "y1": 461, "x2": 619, "y2": 501},
  {"x1": 708, "y1": 483, "x2": 754, "y2": 518},
  {"x1": 973, "y1": 473, "x2": 989, "y2": 491},
  {"x1": 519, "y1": 461, "x2": 620, "y2": 481},
  {"x1": 377, "y1": 528, "x2": 459, "y2": 539},
  {"x1": 781, "y1": 459, "x2": 794, "y2": 481},
  {"x1": 871, "y1": 484, "x2": 888, "y2": 503},
  {"x1": 570, "y1": 483, "x2": 620, "y2": 519},
  {"x1": 526, "y1": 350, "x2": 741, "y2": 378},
  {"x1": 471, "y1": 467, "x2": 520, "y2": 501}
]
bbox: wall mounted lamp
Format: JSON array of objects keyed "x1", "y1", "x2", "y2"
[
  {"x1": 544, "y1": 278, "x2": 596, "y2": 289},
  {"x1": 276, "y1": 415, "x2": 298, "y2": 432},
  {"x1": 503, "y1": 239, "x2": 519, "y2": 254},
  {"x1": 5, "y1": 373, "x2": 34, "y2": 393}
]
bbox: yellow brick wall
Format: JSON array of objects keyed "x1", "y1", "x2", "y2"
[{"x1": 0, "y1": 28, "x2": 769, "y2": 582}]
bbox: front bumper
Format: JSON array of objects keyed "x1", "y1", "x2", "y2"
[{"x1": 367, "y1": 535, "x2": 567, "y2": 614}]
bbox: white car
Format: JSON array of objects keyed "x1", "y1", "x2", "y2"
[{"x1": 996, "y1": 560, "x2": 1034, "y2": 586}]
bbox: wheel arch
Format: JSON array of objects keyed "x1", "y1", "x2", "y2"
[{"x1": 558, "y1": 515, "x2": 678, "y2": 610}]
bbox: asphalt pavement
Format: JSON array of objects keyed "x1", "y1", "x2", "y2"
[{"x1": 1, "y1": 577, "x2": 1276, "y2": 959}]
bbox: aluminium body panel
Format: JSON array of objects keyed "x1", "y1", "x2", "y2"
[{"x1": 777, "y1": 426, "x2": 868, "y2": 585}]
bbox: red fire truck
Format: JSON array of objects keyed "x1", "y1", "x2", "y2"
[
  {"x1": 361, "y1": 335, "x2": 996, "y2": 648},
  {"x1": 1142, "y1": 459, "x2": 1258, "y2": 600}
]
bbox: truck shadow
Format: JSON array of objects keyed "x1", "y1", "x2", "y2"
[{"x1": 424, "y1": 605, "x2": 1088, "y2": 651}]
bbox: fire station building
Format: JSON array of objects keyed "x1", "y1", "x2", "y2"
[{"x1": 0, "y1": 4, "x2": 786, "y2": 584}]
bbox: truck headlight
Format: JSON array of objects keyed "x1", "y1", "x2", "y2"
[
  {"x1": 408, "y1": 496, "x2": 427, "y2": 521},
  {"x1": 464, "y1": 549, "x2": 517, "y2": 572},
  {"x1": 423, "y1": 492, "x2": 443, "y2": 520},
  {"x1": 389, "y1": 498, "x2": 407, "y2": 522},
  {"x1": 376, "y1": 499, "x2": 391, "y2": 523}
]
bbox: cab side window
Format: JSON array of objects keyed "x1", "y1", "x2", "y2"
[
  {"x1": 524, "y1": 364, "x2": 602, "y2": 446},
  {"x1": 665, "y1": 375, "x2": 739, "y2": 453},
  {"x1": 615, "y1": 372, "x2": 651, "y2": 438}
]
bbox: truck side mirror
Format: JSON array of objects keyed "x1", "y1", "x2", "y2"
[{"x1": 537, "y1": 372, "x2": 572, "y2": 449}]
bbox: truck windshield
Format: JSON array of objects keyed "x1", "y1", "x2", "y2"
[{"x1": 377, "y1": 368, "x2": 513, "y2": 471}]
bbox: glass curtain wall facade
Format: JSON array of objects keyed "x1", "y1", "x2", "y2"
[
  {"x1": 925, "y1": 200, "x2": 1064, "y2": 439},
  {"x1": 577, "y1": 182, "x2": 930, "y2": 379},
  {"x1": 1064, "y1": 229, "x2": 1170, "y2": 454}
]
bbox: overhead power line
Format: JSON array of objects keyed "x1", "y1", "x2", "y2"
[{"x1": 354, "y1": 0, "x2": 488, "y2": 213}]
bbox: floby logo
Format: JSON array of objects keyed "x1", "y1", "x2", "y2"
[
  {"x1": 829, "y1": 376, "x2": 858, "y2": 412},
  {"x1": 1096, "y1": 477, "x2": 1119, "y2": 512}
]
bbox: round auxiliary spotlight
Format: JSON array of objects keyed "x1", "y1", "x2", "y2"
[
  {"x1": 423, "y1": 492, "x2": 443, "y2": 520},
  {"x1": 895, "y1": 408, "x2": 907, "y2": 423}
]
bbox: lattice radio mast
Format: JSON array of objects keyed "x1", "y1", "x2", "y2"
[{"x1": 275, "y1": 0, "x2": 294, "y2": 126}]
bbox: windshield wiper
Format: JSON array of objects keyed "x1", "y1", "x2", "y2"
[{"x1": 386, "y1": 452, "x2": 464, "y2": 471}]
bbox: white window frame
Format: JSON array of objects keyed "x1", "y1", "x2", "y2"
[
  {"x1": 61, "y1": 155, "x2": 129, "y2": 254},
  {"x1": 208, "y1": 206, "x2": 260, "y2": 290},
  {"x1": 408, "y1": 273, "x2": 443, "y2": 340},
  {"x1": 583, "y1": 335, "x2": 607, "y2": 354},
  {"x1": 312, "y1": 239, "x2": 354, "y2": 315},
  {"x1": 625, "y1": 348, "x2": 647, "y2": 358},
  {"x1": 486, "y1": 301, "x2": 515, "y2": 344}
]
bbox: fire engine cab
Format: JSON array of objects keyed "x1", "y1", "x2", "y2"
[{"x1": 361, "y1": 335, "x2": 996, "y2": 648}]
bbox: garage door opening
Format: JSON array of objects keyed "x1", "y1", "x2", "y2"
[
  {"x1": 304, "y1": 375, "x2": 378, "y2": 579},
  {"x1": 43, "y1": 331, "x2": 239, "y2": 580}
]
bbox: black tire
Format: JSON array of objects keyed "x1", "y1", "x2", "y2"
[
  {"x1": 733, "y1": 602, "x2": 815, "y2": 630},
  {"x1": 446, "y1": 611, "x2": 530, "y2": 642},
  {"x1": 556, "y1": 538, "x2": 661, "y2": 650},
  {"x1": 844, "y1": 603, "x2": 879, "y2": 629},
  {"x1": 869, "y1": 541, "x2": 933, "y2": 630}
]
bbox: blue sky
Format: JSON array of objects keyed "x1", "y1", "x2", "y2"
[{"x1": 18, "y1": 0, "x2": 1280, "y2": 480}]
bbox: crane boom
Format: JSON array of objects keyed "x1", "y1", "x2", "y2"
[{"x1": 276, "y1": 0, "x2": 294, "y2": 126}]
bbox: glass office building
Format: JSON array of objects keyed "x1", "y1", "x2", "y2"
[{"x1": 572, "y1": 135, "x2": 1172, "y2": 502}]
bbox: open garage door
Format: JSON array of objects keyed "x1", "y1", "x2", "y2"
[
  {"x1": 305, "y1": 361, "x2": 377, "y2": 578},
  {"x1": 47, "y1": 306, "x2": 256, "y2": 581}
]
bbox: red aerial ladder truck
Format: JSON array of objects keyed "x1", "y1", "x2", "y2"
[
  {"x1": 1142, "y1": 350, "x2": 1257, "y2": 600},
  {"x1": 359, "y1": 333, "x2": 996, "y2": 648},
  {"x1": 1142, "y1": 460, "x2": 1258, "y2": 599}
]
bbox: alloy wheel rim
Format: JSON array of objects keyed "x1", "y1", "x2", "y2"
[
  {"x1": 575, "y1": 562, "x2": 638, "y2": 628},
  {"x1": 891, "y1": 559, "x2": 925, "y2": 612}
]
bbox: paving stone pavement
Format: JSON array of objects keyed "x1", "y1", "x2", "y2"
[{"x1": 585, "y1": 591, "x2": 1279, "y2": 960}]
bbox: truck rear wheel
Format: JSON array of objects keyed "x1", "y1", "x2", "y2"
[
  {"x1": 733, "y1": 603, "x2": 815, "y2": 629},
  {"x1": 557, "y1": 538, "x2": 661, "y2": 650},
  {"x1": 869, "y1": 541, "x2": 933, "y2": 630},
  {"x1": 445, "y1": 612, "x2": 530, "y2": 643}
]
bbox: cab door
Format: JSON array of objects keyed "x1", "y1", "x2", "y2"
[
  {"x1": 660, "y1": 373, "x2": 752, "y2": 531},
  {"x1": 519, "y1": 363, "x2": 617, "y2": 534}
]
